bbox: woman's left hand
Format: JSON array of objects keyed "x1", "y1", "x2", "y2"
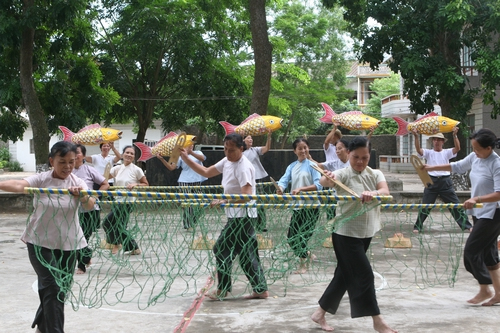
[
  {"x1": 127, "y1": 184, "x2": 136, "y2": 190},
  {"x1": 291, "y1": 188, "x2": 301, "y2": 195},
  {"x1": 68, "y1": 186, "x2": 84, "y2": 197},
  {"x1": 361, "y1": 190, "x2": 375, "y2": 203},
  {"x1": 210, "y1": 199, "x2": 226, "y2": 207},
  {"x1": 463, "y1": 198, "x2": 477, "y2": 209}
]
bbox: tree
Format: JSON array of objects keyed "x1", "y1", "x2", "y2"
[
  {"x1": 267, "y1": 1, "x2": 350, "y2": 145},
  {"x1": 364, "y1": 73, "x2": 400, "y2": 135},
  {"x1": 0, "y1": 0, "x2": 118, "y2": 171},
  {"x1": 321, "y1": 0, "x2": 500, "y2": 121}
]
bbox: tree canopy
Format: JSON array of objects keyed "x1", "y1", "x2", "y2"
[{"x1": 322, "y1": 0, "x2": 500, "y2": 121}]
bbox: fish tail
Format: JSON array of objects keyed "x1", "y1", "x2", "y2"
[
  {"x1": 392, "y1": 117, "x2": 409, "y2": 136},
  {"x1": 319, "y1": 103, "x2": 335, "y2": 123},
  {"x1": 133, "y1": 142, "x2": 154, "y2": 161},
  {"x1": 219, "y1": 121, "x2": 236, "y2": 135},
  {"x1": 58, "y1": 126, "x2": 75, "y2": 142}
]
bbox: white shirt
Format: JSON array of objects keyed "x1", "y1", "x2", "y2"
[
  {"x1": 110, "y1": 163, "x2": 145, "y2": 202},
  {"x1": 420, "y1": 148, "x2": 456, "y2": 177},
  {"x1": 214, "y1": 155, "x2": 257, "y2": 218},
  {"x1": 324, "y1": 143, "x2": 339, "y2": 163},
  {"x1": 243, "y1": 147, "x2": 268, "y2": 180},
  {"x1": 91, "y1": 154, "x2": 116, "y2": 183}
]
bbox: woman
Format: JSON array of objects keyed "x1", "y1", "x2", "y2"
[
  {"x1": 425, "y1": 128, "x2": 500, "y2": 306},
  {"x1": 276, "y1": 138, "x2": 322, "y2": 274},
  {"x1": 311, "y1": 136, "x2": 396, "y2": 333},
  {"x1": 317, "y1": 138, "x2": 350, "y2": 171},
  {"x1": 85, "y1": 141, "x2": 121, "y2": 186},
  {"x1": 0, "y1": 141, "x2": 95, "y2": 333},
  {"x1": 72, "y1": 144, "x2": 110, "y2": 273},
  {"x1": 243, "y1": 129, "x2": 272, "y2": 232},
  {"x1": 243, "y1": 130, "x2": 272, "y2": 232},
  {"x1": 156, "y1": 144, "x2": 207, "y2": 230},
  {"x1": 102, "y1": 145, "x2": 149, "y2": 255},
  {"x1": 179, "y1": 133, "x2": 268, "y2": 300}
]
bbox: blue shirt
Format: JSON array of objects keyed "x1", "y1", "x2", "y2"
[
  {"x1": 277, "y1": 159, "x2": 322, "y2": 207},
  {"x1": 177, "y1": 150, "x2": 208, "y2": 183}
]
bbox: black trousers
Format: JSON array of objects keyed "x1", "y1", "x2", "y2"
[
  {"x1": 287, "y1": 208, "x2": 320, "y2": 258},
  {"x1": 254, "y1": 178, "x2": 267, "y2": 232},
  {"x1": 213, "y1": 217, "x2": 268, "y2": 294},
  {"x1": 102, "y1": 203, "x2": 139, "y2": 252},
  {"x1": 464, "y1": 209, "x2": 500, "y2": 284},
  {"x1": 77, "y1": 209, "x2": 100, "y2": 272},
  {"x1": 318, "y1": 233, "x2": 380, "y2": 318},
  {"x1": 178, "y1": 181, "x2": 203, "y2": 229},
  {"x1": 414, "y1": 176, "x2": 472, "y2": 231},
  {"x1": 28, "y1": 243, "x2": 77, "y2": 333}
]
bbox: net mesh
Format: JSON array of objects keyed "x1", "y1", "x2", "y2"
[{"x1": 24, "y1": 184, "x2": 471, "y2": 310}]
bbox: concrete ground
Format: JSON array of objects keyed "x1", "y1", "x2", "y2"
[{"x1": 1, "y1": 171, "x2": 498, "y2": 333}]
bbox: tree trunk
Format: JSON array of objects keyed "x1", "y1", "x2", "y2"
[
  {"x1": 249, "y1": 0, "x2": 272, "y2": 116},
  {"x1": 20, "y1": 0, "x2": 50, "y2": 172}
]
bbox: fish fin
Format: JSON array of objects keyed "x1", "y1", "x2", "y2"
[
  {"x1": 78, "y1": 123, "x2": 101, "y2": 133},
  {"x1": 241, "y1": 113, "x2": 261, "y2": 124},
  {"x1": 58, "y1": 126, "x2": 75, "y2": 142},
  {"x1": 342, "y1": 111, "x2": 364, "y2": 115},
  {"x1": 133, "y1": 142, "x2": 154, "y2": 161},
  {"x1": 319, "y1": 103, "x2": 335, "y2": 123},
  {"x1": 219, "y1": 121, "x2": 236, "y2": 135},
  {"x1": 416, "y1": 112, "x2": 439, "y2": 122},
  {"x1": 392, "y1": 117, "x2": 409, "y2": 136},
  {"x1": 157, "y1": 132, "x2": 177, "y2": 145}
]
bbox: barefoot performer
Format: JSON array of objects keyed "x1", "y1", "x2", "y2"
[
  {"x1": 424, "y1": 128, "x2": 500, "y2": 306},
  {"x1": 311, "y1": 136, "x2": 397, "y2": 333},
  {"x1": 179, "y1": 133, "x2": 268, "y2": 300}
]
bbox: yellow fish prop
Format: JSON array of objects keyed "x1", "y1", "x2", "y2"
[
  {"x1": 59, "y1": 124, "x2": 122, "y2": 145},
  {"x1": 393, "y1": 112, "x2": 460, "y2": 136},
  {"x1": 134, "y1": 132, "x2": 197, "y2": 162},
  {"x1": 219, "y1": 113, "x2": 283, "y2": 136},
  {"x1": 319, "y1": 103, "x2": 380, "y2": 130}
]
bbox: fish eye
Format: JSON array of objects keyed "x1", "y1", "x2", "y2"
[
  {"x1": 269, "y1": 120, "x2": 274, "y2": 124},
  {"x1": 365, "y1": 117, "x2": 370, "y2": 121},
  {"x1": 441, "y1": 121, "x2": 447, "y2": 125}
]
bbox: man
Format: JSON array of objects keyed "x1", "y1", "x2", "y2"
[{"x1": 412, "y1": 127, "x2": 473, "y2": 233}]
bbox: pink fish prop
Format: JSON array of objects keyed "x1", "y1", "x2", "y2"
[
  {"x1": 59, "y1": 124, "x2": 122, "y2": 145},
  {"x1": 219, "y1": 113, "x2": 283, "y2": 136},
  {"x1": 134, "y1": 132, "x2": 197, "y2": 162},
  {"x1": 319, "y1": 103, "x2": 380, "y2": 130}
]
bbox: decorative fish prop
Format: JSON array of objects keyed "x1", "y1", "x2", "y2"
[
  {"x1": 319, "y1": 103, "x2": 380, "y2": 130},
  {"x1": 134, "y1": 132, "x2": 197, "y2": 162},
  {"x1": 59, "y1": 124, "x2": 122, "y2": 145},
  {"x1": 392, "y1": 112, "x2": 460, "y2": 136},
  {"x1": 219, "y1": 113, "x2": 283, "y2": 136}
]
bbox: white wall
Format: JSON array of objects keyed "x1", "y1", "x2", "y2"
[{"x1": 9, "y1": 121, "x2": 164, "y2": 172}]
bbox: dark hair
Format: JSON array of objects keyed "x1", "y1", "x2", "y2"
[
  {"x1": 48, "y1": 141, "x2": 77, "y2": 166},
  {"x1": 336, "y1": 138, "x2": 350, "y2": 150},
  {"x1": 99, "y1": 142, "x2": 110, "y2": 149},
  {"x1": 75, "y1": 144, "x2": 87, "y2": 156},
  {"x1": 470, "y1": 128, "x2": 500, "y2": 149},
  {"x1": 122, "y1": 145, "x2": 134, "y2": 154},
  {"x1": 224, "y1": 133, "x2": 246, "y2": 150},
  {"x1": 348, "y1": 136, "x2": 369, "y2": 152},
  {"x1": 292, "y1": 138, "x2": 309, "y2": 150}
]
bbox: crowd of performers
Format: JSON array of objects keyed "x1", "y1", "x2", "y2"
[{"x1": 2, "y1": 124, "x2": 500, "y2": 333}]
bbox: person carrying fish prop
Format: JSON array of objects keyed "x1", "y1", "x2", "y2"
[{"x1": 409, "y1": 124, "x2": 472, "y2": 233}]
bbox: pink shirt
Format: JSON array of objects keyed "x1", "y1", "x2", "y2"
[{"x1": 22, "y1": 171, "x2": 88, "y2": 250}]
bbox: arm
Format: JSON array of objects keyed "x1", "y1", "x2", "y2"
[
  {"x1": 425, "y1": 163, "x2": 452, "y2": 172},
  {"x1": 291, "y1": 184, "x2": 318, "y2": 195},
  {"x1": 110, "y1": 142, "x2": 121, "y2": 163},
  {"x1": 319, "y1": 170, "x2": 337, "y2": 188},
  {"x1": 413, "y1": 129, "x2": 423, "y2": 156},
  {"x1": 98, "y1": 180, "x2": 110, "y2": 191},
  {"x1": 156, "y1": 154, "x2": 177, "y2": 171},
  {"x1": 260, "y1": 130, "x2": 272, "y2": 154},
  {"x1": 186, "y1": 146, "x2": 206, "y2": 162},
  {"x1": 180, "y1": 149, "x2": 220, "y2": 178},
  {"x1": 127, "y1": 175, "x2": 149, "y2": 190},
  {"x1": 84, "y1": 156, "x2": 93, "y2": 163},
  {"x1": 360, "y1": 180, "x2": 390, "y2": 204},
  {"x1": 324, "y1": 125, "x2": 337, "y2": 150},
  {"x1": 0, "y1": 179, "x2": 29, "y2": 193},
  {"x1": 451, "y1": 127, "x2": 460, "y2": 155}
]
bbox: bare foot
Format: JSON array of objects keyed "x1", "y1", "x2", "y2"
[
  {"x1": 205, "y1": 289, "x2": 227, "y2": 300},
  {"x1": 293, "y1": 266, "x2": 307, "y2": 274},
  {"x1": 412, "y1": 229, "x2": 419, "y2": 234},
  {"x1": 244, "y1": 291, "x2": 269, "y2": 299},
  {"x1": 111, "y1": 244, "x2": 121, "y2": 255},
  {"x1": 373, "y1": 315, "x2": 397, "y2": 333},
  {"x1": 76, "y1": 268, "x2": 85, "y2": 275},
  {"x1": 482, "y1": 294, "x2": 500, "y2": 306},
  {"x1": 128, "y1": 248, "x2": 142, "y2": 255},
  {"x1": 311, "y1": 309, "x2": 334, "y2": 331},
  {"x1": 308, "y1": 251, "x2": 318, "y2": 261},
  {"x1": 467, "y1": 290, "x2": 493, "y2": 304}
]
